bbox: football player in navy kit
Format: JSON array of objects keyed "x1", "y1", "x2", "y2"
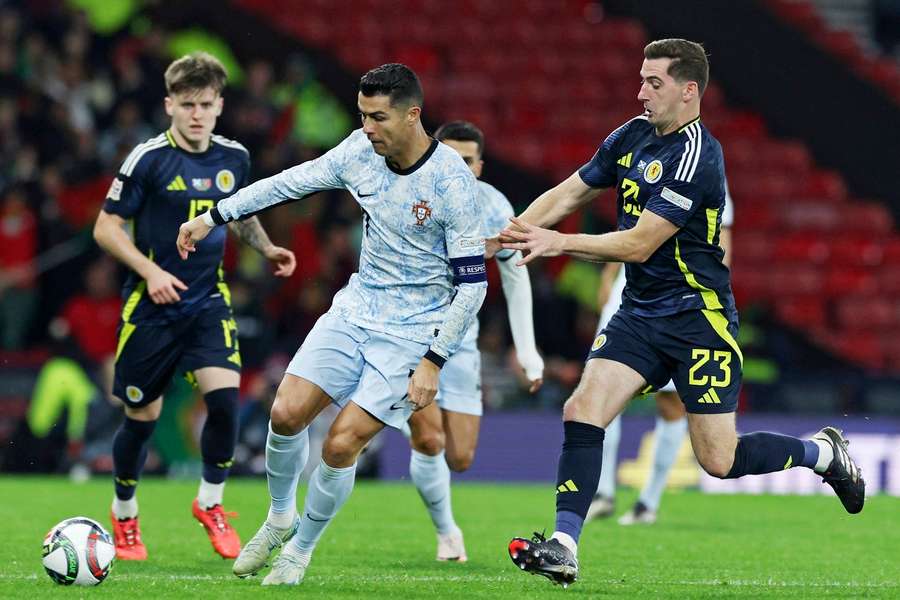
[
  {"x1": 498, "y1": 39, "x2": 865, "y2": 587},
  {"x1": 93, "y1": 52, "x2": 295, "y2": 561}
]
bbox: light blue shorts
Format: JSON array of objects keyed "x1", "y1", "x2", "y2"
[
  {"x1": 286, "y1": 312, "x2": 428, "y2": 430},
  {"x1": 436, "y1": 338, "x2": 483, "y2": 416}
]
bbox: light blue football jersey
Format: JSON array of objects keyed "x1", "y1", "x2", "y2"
[
  {"x1": 213, "y1": 129, "x2": 487, "y2": 355},
  {"x1": 460, "y1": 179, "x2": 517, "y2": 345}
]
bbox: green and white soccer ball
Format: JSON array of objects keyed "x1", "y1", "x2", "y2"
[{"x1": 42, "y1": 517, "x2": 115, "y2": 586}]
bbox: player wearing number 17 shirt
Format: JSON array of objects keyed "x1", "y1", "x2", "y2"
[
  {"x1": 93, "y1": 52, "x2": 295, "y2": 562},
  {"x1": 176, "y1": 63, "x2": 487, "y2": 586},
  {"x1": 498, "y1": 39, "x2": 866, "y2": 587}
]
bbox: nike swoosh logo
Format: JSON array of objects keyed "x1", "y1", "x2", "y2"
[
  {"x1": 358, "y1": 191, "x2": 376, "y2": 197},
  {"x1": 305, "y1": 512, "x2": 329, "y2": 523},
  {"x1": 430, "y1": 496, "x2": 446, "y2": 506},
  {"x1": 389, "y1": 401, "x2": 407, "y2": 411}
]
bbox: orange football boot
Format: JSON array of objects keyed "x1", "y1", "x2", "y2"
[
  {"x1": 192, "y1": 499, "x2": 241, "y2": 558},
  {"x1": 109, "y1": 512, "x2": 148, "y2": 560}
]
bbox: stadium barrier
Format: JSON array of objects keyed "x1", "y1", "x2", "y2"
[{"x1": 379, "y1": 413, "x2": 900, "y2": 496}]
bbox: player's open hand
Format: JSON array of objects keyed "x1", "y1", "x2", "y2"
[
  {"x1": 263, "y1": 245, "x2": 297, "y2": 277},
  {"x1": 500, "y1": 217, "x2": 565, "y2": 266},
  {"x1": 407, "y1": 357, "x2": 440, "y2": 411},
  {"x1": 146, "y1": 265, "x2": 188, "y2": 304},
  {"x1": 177, "y1": 215, "x2": 213, "y2": 260}
]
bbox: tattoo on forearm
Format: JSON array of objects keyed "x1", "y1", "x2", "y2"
[{"x1": 227, "y1": 217, "x2": 273, "y2": 253}]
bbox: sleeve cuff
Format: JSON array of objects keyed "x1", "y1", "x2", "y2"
[
  {"x1": 423, "y1": 349, "x2": 446, "y2": 369},
  {"x1": 209, "y1": 207, "x2": 227, "y2": 225}
]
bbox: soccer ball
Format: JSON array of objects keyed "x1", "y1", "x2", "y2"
[{"x1": 42, "y1": 517, "x2": 115, "y2": 586}]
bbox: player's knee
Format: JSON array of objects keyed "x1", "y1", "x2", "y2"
[
  {"x1": 562, "y1": 392, "x2": 595, "y2": 423},
  {"x1": 411, "y1": 428, "x2": 445, "y2": 456},
  {"x1": 124, "y1": 399, "x2": 162, "y2": 421},
  {"x1": 322, "y1": 430, "x2": 366, "y2": 467},
  {"x1": 446, "y1": 448, "x2": 475, "y2": 472},
  {"x1": 697, "y1": 452, "x2": 734, "y2": 479},
  {"x1": 269, "y1": 396, "x2": 306, "y2": 434}
]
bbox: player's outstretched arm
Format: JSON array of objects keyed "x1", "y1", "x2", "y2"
[
  {"x1": 227, "y1": 217, "x2": 296, "y2": 277},
  {"x1": 496, "y1": 253, "x2": 543, "y2": 392},
  {"x1": 502, "y1": 211, "x2": 678, "y2": 265},
  {"x1": 518, "y1": 172, "x2": 603, "y2": 230},
  {"x1": 176, "y1": 212, "x2": 214, "y2": 259},
  {"x1": 94, "y1": 210, "x2": 187, "y2": 304}
]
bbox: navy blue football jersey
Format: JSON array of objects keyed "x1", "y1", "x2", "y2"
[
  {"x1": 579, "y1": 115, "x2": 735, "y2": 319},
  {"x1": 103, "y1": 130, "x2": 250, "y2": 324}
]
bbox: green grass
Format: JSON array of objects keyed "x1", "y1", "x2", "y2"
[{"x1": 1, "y1": 476, "x2": 898, "y2": 598}]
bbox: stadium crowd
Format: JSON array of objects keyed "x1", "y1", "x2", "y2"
[{"x1": 1, "y1": 2, "x2": 599, "y2": 476}]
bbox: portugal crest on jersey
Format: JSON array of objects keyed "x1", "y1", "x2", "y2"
[{"x1": 412, "y1": 200, "x2": 431, "y2": 226}]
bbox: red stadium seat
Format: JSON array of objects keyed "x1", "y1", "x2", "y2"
[
  {"x1": 836, "y1": 296, "x2": 897, "y2": 331},
  {"x1": 770, "y1": 265, "x2": 825, "y2": 296},
  {"x1": 776, "y1": 296, "x2": 827, "y2": 330},
  {"x1": 828, "y1": 332, "x2": 884, "y2": 371},
  {"x1": 774, "y1": 232, "x2": 830, "y2": 264},
  {"x1": 829, "y1": 237, "x2": 885, "y2": 268},
  {"x1": 734, "y1": 231, "x2": 777, "y2": 263},
  {"x1": 824, "y1": 268, "x2": 878, "y2": 297},
  {"x1": 840, "y1": 203, "x2": 894, "y2": 235},
  {"x1": 883, "y1": 239, "x2": 900, "y2": 264},
  {"x1": 782, "y1": 202, "x2": 842, "y2": 231}
]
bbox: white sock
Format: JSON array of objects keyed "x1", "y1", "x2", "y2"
[
  {"x1": 813, "y1": 438, "x2": 834, "y2": 474},
  {"x1": 409, "y1": 450, "x2": 457, "y2": 535},
  {"x1": 550, "y1": 531, "x2": 578, "y2": 556},
  {"x1": 266, "y1": 422, "x2": 310, "y2": 521},
  {"x1": 197, "y1": 479, "x2": 225, "y2": 509},
  {"x1": 112, "y1": 496, "x2": 138, "y2": 520},
  {"x1": 595, "y1": 415, "x2": 621, "y2": 498},
  {"x1": 288, "y1": 459, "x2": 356, "y2": 554},
  {"x1": 280, "y1": 538, "x2": 312, "y2": 568},
  {"x1": 639, "y1": 416, "x2": 688, "y2": 511}
]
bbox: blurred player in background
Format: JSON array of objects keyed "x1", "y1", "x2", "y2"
[
  {"x1": 177, "y1": 63, "x2": 487, "y2": 586},
  {"x1": 499, "y1": 39, "x2": 865, "y2": 587},
  {"x1": 587, "y1": 182, "x2": 733, "y2": 525},
  {"x1": 93, "y1": 52, "x2": 295, "y2": 560},
  {"x1": 404, "y1": 121, "x2": 544, "y2": 562}
]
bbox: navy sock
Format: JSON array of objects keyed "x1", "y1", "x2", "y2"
[
  {"x1": 113, "y1": 417, "x2": 157, "y2": 500},
  {"x1": 554, "y1": 421, "x2": 605, "y2": 543},
  {"x1": 201, "y1": 387, "x2": 239, "y2": 484},
  {"x1": 725, "y1": 432, "x2": 816, "y2": 478}
]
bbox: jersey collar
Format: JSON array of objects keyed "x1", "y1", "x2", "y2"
[{"x1": 386, "y1": 138, "x2": 438, "y2": 175}]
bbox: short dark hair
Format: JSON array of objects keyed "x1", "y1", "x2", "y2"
[
  {"x1": 434, "y1": 121, "x2": 484, "y2": 156},
  {"x1": 165, "y1": 51, "x2": 227, "y2": 96},
  {"x1": 644, "y1": 38, "x2": 709, "y2": 95},
  {"x1": 359, "y1": 63, "x2": 424, "y2": 108}
]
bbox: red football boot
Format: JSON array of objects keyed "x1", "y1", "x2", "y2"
[
  {"x1": 110, "y1": 512, "x2": 148, "y2": 560},
  {"x1": 192, "y1": 499, "x2": 241, "y2": 558}
]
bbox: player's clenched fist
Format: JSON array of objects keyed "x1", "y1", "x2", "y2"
[
  {"x1": 177, "y1": 214, "x2": 213, "y2": 259},
  {"x1": 407, "y1": 357, "x2": 440, "y2": 411}
]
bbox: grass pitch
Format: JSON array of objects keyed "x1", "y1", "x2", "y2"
[{"x1": 1, "y1": 476, "x2": 897, "y2": 598}]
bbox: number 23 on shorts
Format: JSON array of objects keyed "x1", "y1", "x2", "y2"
[{"x1": 688, "y1": 348, "x2": 732, "y2": 388}]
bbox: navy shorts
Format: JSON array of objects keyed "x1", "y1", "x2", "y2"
[
  {"x1": 588, "y1": 308, "x2": 742, "y2": 414},
  {"x1": 113, "y1": 303, "x2": 240, "y2": 407}
]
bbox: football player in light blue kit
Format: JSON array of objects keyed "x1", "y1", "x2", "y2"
[
  {"x1": 177, "y1": 64, "x2": 487, "y2": 586},
  {"x1": 406, "y1": 121, "x2": 544, "y2": 562},
  {"x1": 587, "y1": 183, "x2": 732, "y2": 525}
]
